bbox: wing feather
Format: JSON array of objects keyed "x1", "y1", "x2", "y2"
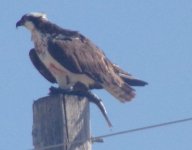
[
  {"x1": 48, "y1": 37, "x2": 135, "y2": 102},
  {"x1": 29, "y1": 48, "x2": 56, "y2": 83},
  {"x1": 48, "y1": 38, "x2": 111, "y2": 83}
]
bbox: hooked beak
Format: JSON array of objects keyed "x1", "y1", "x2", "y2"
[{"x1": 16, "y1": 19, "x2": 24, "y2": 28}]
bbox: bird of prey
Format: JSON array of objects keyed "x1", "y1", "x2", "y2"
[{"x1": 16, "y1": 12, "x2": 147, "y2": 103}]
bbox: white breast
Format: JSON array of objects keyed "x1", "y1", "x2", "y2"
[{"x1": 31, "y1": 30, "x2": 94, "y2": 89}]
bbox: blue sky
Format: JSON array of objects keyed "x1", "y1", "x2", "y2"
[{"x1": 0, "y1": 0, "x2": 192, "y2": 149}]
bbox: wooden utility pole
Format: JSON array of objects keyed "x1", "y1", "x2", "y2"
[{"x1": 32, "y1": 94, "x2": 91, "y2": 150}]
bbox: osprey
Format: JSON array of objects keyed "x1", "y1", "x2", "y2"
[{"x1": 16, "y1": 12, "x2": 147, "y2": 102}]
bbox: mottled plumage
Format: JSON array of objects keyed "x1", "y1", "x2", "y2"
[{"x1": 16, "y1": 12, "x2": 147, "y2": 102}]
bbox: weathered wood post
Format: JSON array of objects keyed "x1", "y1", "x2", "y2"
[{"x1": 32, "y1": 94, "x2": 91, "y2": 150}]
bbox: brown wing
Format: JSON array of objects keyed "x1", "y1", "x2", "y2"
[
  {"x1": 47, "y1": 38, "x2": 135, "y2": 102},
  {"x1": 29, "y1": 48, "x2": 56, "y2": 83}
]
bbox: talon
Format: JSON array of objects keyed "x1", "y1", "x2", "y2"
[
  {"x1": 49, "y1": 86, "x2": 72, "y2": 95},
  {"x1": 49, "y1": 86, "x2": 59, "y2": 95}
]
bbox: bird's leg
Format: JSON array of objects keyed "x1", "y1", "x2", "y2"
[
  {"x1": 49, "y1": 82, "x2": 87, "y2": 96},
  {"x1": 49, "y1": 86, "x2": 73, "y2": 95}
]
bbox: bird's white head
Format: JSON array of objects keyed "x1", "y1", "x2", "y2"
[
  {"x1": 16, "y1": 12, "x2": 48, "y2": 31},
  {"x1": 27, "y1": 12, "x2": 47, "y2": 19}
]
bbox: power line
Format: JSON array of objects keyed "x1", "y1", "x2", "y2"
[
  {"x1": 92, "y1": 117, "x2": 192, "y2": 141},
  {"x1": 30, "y1": 117, "x2": 192, "y2": 150}
]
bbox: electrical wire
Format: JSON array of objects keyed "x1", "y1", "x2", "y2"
[{"x1": 30, "y1": 117, "x2": 192, "y2": 150}]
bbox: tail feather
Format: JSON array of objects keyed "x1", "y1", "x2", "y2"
[
  {"x1": 102, "y1": 63, "x2": 147, "y2": 102},
  {"x1": 113, "y1": 64, "x2": 148, "y2": 86},
  {"x1": 120, "y1": 74, "x2": 148, "y2": 86},
  {"x1": 104, "y1": 83, "x2": 135, "y2": 103}
]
